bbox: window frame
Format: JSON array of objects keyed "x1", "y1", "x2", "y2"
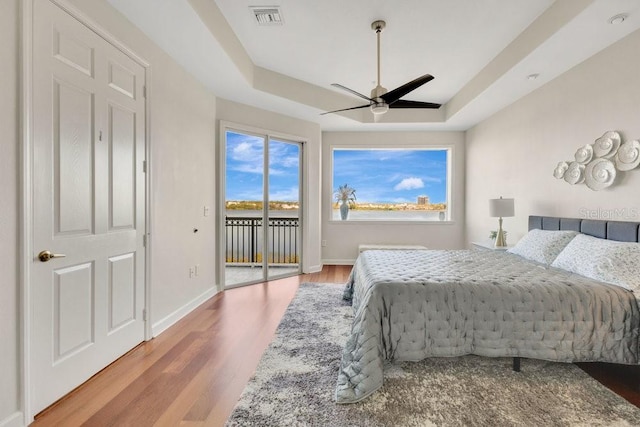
[{"x1": 328, "y1": 144, "x2": 455, "y2": 224}]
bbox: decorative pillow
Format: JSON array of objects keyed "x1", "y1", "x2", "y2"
[
  {"x1": 507, "y1": 229, "x2": 578, "y2": 264},
  {"x1": 551, "y1": 233, "x2": 640, "y2": 292}
]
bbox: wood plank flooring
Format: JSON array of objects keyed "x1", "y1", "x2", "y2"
[
  {"x1": 32, "y1": 265, "x2": 351, "y2": 426},
  {"x1": 32, "y1": 264, "x2": 639, "y2": 426}
]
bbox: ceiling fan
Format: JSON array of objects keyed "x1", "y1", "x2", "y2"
[{"x1": 322, "y1": 20, "x2": 441, "y2": 117}]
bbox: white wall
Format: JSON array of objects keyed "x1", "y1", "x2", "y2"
[
  {"x1": 466, "y1": 29, "x2": 640, "y2": 245},
  {"x1": 147, "y1": 63, "x2": 217, "y2": 333},
  {"x1": 322, "y1": 131, "x2": 466, "y2": 263},
  {"x1": 1, "y1": 0, "x2": 218, "y2": 423},
  {"x1": 0, "y1": 0, "x2": 20, "y2": 424},
  {"x1": 63, "y1": 0, "x2": 218, "y2": 334},
  {"x1": 216, "y1": 98, "x2": 323, "y2": 273}
]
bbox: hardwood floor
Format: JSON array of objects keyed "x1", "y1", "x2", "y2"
[
  {"x1": 576, "y1": 362, "x2": 640, "y2": 408},
  {"x1": 32, "y1": 265, "x2": 351, "y2": 426},
  {"x1": 32, "y1": 264, "x2": 639, "y2": 426}
]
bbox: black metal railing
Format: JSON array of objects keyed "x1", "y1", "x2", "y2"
[{"x1": 225, "y1": 216, "x2": 299, "y2": 265}]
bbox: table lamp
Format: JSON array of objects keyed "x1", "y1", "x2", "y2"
[{"x1": 489, "y1": 196, "x2": 514, "y2": 247}]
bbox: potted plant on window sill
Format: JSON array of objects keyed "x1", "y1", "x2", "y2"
[{"x1": 335, "y1": 184, "x2": 356, "y2": 220}]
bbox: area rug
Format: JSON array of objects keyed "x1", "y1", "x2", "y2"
[{"x1": 226, "y1": 283, "x2": 640, "y2": 426}]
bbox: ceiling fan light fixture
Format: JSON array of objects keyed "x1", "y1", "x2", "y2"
[{"x1": 370, "y1": 103, "x2": 389, "y2": 115}]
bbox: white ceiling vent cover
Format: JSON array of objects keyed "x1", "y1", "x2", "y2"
[{"x1": 250, "y1": 6, "x2": 284, "y2": 25}]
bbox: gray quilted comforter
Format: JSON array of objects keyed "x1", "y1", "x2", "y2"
[{"x1": 336, "y1": 249, "x2": 640, "y2": 404}]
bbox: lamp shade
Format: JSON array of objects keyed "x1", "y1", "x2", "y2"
[{"x1": 489, "y1": 197, "x2": 515, "y2": 218}]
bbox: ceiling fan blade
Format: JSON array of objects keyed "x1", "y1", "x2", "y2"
[
  {"x1": 320, "y1": 104, "x2": 371, "y2": 115},
  {"x1": 388, "y1": 99, "x2": 441, "y2": 109},
  {"x1": 380, "y1": 74, "x2": 435, "y2": 104},
  {"x1": 331, "y1": 83, "x2": 374, "y2": 102}
]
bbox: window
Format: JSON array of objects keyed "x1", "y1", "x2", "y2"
[{"x1": 331, "y1": 148, "x2": 450, "y2": 221}]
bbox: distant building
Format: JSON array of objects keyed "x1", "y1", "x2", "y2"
[{"x1": 417, "y1": 195, "x2": 429, "y2": 205}]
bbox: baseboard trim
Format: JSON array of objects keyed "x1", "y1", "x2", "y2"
[
  {"x1": 322, "y1": 258, "x2": 355, "y2": 266},
  {"x1": 308, "y1": 264, "x2": 323, "y2": 273},
  {"x1": 0, "y1": 412, "x2": 24, "y2": 427},
  {"x1": 151, "y1": 286, "x2": 218, "y2": 337}
]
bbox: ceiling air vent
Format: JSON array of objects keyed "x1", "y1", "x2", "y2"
[{"x1": 250, "y1": 6, "x2": 283, "y2": 26}]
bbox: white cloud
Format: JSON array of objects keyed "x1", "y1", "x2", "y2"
[
  {"x1": 269, "y1": 187, "x2": 300, "y2": 202},
  {"x1": 232, "y1": 164, "x2": 263, "y2": 174},
  {"x1": 394, "y1": 177, "x2": 424, "y2": 191},
  {"x1": 279, "y1": 155, "x2": 299, "y2": 168},
  {"x1": 422, "y1": 176, "x2": 442, "y2": 184},
  {"x1": 231, "y1": 141, "x2": 262, "y2": 161}
]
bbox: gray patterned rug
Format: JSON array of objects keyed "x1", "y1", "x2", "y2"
[{"x1": 226, "y1": 283, "x2": 640, "y2": 426}]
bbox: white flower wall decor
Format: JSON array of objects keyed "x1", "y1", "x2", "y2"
[
  {"x1": 564, "y1": 162, "x2": 585, "y2": 185},
  {"x1": 553, "y1": 131, "x2": 640, "y2": 191}
]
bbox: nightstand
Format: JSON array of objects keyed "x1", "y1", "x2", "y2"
[{"x1": 471, "y1": 241, "x2": 513, "y2": 251}]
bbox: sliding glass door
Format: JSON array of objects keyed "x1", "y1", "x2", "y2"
[
  {"x1": 224, "y1": 131, "x2": 266, "y2": 285},
  {"x1": 267, "y1": 139, "x2": 301, "y2": 280},
  {"x1": 223, "y1": 129, "x2": 302, "y2": 287}
]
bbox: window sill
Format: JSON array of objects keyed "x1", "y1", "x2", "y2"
[{"x1": 328, "y1": 219, "x2": 456, "y2": 225}]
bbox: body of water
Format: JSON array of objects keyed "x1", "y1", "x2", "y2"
[
  {"x1": 226, "y1": 209, "x2": 445, "y2": 221},
  {"x1": 334, "y1": 210, "x2": 445, "y2": 221},
  {"x1": 226, "y1": 210, "x2": 299, "y2": 218}
]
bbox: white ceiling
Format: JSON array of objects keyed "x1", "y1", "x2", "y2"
[
  {"x1": 217, "y1": 0, "x2": 553, "y2": 105},
  {"x1": 107, "y1": 0, "x2": 640, "y2": 131}
]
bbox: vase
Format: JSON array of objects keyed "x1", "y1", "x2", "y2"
[{"x1": 340, "y1": 202, "x2": 349, "y2": 220}]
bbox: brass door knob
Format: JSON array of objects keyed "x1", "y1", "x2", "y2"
[{"x1": 38, "y1": 250, "x2": 66, "y2": 262}]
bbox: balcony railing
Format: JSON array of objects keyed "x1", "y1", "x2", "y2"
[{"x1": 225, "y1": 216, "x2": 299, "y2": 265}]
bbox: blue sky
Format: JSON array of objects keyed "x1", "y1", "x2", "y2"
[
  {"x1": 333, "y1": 149, "x2": 448, "y2": 204},
  {"x1": 225, "y1": 131, "x2": 300, "y2": 202},
  {"x1": 225, "y1": 132, "x2": 448, "y2": 204}
]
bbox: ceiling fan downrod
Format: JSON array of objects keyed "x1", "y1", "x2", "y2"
[
  {"x1": 370, "y1": 20, "x2": 387, "y2": 101},
  {"x1": 372, "y1": 20, "x2": 385, "y2": 88},
  {"x1": 370, "y1": 20, "x2": 388, "y2": 114}
]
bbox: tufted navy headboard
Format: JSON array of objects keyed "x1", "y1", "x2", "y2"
[{"x1": 528, "y1": 215, "x2": 640, "y2": 243}]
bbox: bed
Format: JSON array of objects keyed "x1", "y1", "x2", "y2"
[{"x1": 335, "y1": 216, "x2": 640, "y2": 404}]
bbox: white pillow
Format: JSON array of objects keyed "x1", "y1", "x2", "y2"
[
  {"x1": 507, "y1": 229, "x2": 578, "y2": 264},
  {"x1": 551, "y1": 233, "x2": 640, "y2": 292}
]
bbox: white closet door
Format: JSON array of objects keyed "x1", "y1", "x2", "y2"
[{"x1": 30, "y1": 0, "x2": 146, "y2": 415}]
